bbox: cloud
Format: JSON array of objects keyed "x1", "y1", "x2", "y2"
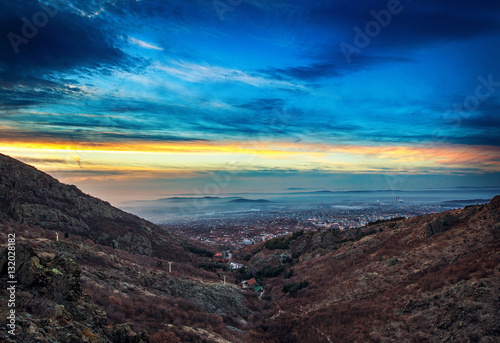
[
  {"x1": 0, "y1": 0, "x2": 129, "y2": 114},
  {"x1": 260, "y1": 56, "x2": 412, "y2": 81},
  {"x1": 14, "y1": 156, "x2": 70, "y2": 165},
  {"x1": 0, "y1": 0, "x2": 124, "y2": 75},
  {"x1": 0, "y1": 81, "x2": 86, "y2": 110},
  {"x1": 261, "y1": 62, "x2": 341, "y2": 81},
  {"x1": 155, "y1": 61, "x2": 303, "y2": 89},
  {"x1": 0, "y1": 0, "x2": 498, "y2": 191},
  {"x1": 129, "y1": 37, "x2": 163, "y2": 51},
  {"x1": 236, "y1": 98, "x2": 287, "y2": 111},
  {"x1": 0, "y1": 126, "x2": 208, "y2": 146},
  {"x1": 305, "y1": 0, "x2": 500, "y2": 45}
]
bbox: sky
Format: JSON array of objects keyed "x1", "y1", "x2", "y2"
[{"x1": 1, "y1": 0, "x2": 500, "y2": 204}]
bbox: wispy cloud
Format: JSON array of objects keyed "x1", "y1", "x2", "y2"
[
  {"x1": 129, "y1": 37, "x2": 163, "y2": 51},
  {"x1": 155, "y1": 61, "x2": 304, "y2": 90}
]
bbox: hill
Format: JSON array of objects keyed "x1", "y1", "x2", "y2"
[
  {"x1": 0, "y1": 153, "x2": 195, "y2": 262},
  {"x1": 0, "y1": 154, "x2": 255, "y2": 342},
  {"x1": 237, "y1": 197, "x2": 500, "y2": 342},
  {"x1": 227, "y1": 198, "x2": 271, "y2": 203}
]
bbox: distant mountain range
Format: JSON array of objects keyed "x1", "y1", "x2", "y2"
[
  {"x1": 127, "y1": 196, "x2": 271, "y2": 203},
  {"x1": 227, "y1": 198, "x2": 272, "y2": 203},
  {"x1": 441, "y1": 199, "x2": 491, "y2": 204}
]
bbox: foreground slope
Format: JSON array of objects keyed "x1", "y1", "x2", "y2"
[
  {"x1": 0, "y1": 154, "x2": 255, "y2": 342},
  {"x1": 243, "y1": 197, "x2": 500, "y2": 342},
  {"x1": 0, "y1": 225, "x2": 253, "y2": 342}
]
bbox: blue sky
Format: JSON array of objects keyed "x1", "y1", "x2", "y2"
[{"x1": 1, "y1": 0, "x2": 499, "y2": 203}]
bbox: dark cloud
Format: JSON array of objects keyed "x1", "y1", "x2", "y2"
[
  {"x1": 0, "y1": 81, "x2": 85, "y2": 109},
  {"x1": 455, "y1": 134, "x2": 500, "y2": 147},
  {"x1": 268, "y1": 0, "x2": 500, "y2": 76},
  {"x1": 260, "y1": 55, "x2": 412, "y2": 81},
  {"x1": 367, "y1": 129, "x2": 500, "y2": 147},
  {"x1": 54, "y1": 169, "x2": 133, "y2": 176},
  {"x1": 261, "y1": 62, "x2": 341, "y2": 81},
  {"x1": 14, "y1": 156, "x2": 70, "y2": 165},
  {"x1": 305, "y1": 0, "x2": 500, "y2": 45},
  {"x1": 0, "y1": 0, "x2": 124, "y2": 75},
  {"x1": 0, "y1": 0, "x2": 128, "y2": 113},
  {"x1": 460, "y1": 99, "x2": 500, "y2": 130},
  {"x1": 432, "y1": 97, "x2": 500, "y2": 146},
  {"x1": 0, "y1": 98, "x2": 41, "y2": 110},
  {"x1": 0, "y1": 127, "x2": 208, "y2": 144}
]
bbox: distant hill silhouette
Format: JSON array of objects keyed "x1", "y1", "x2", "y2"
[{"x1": 227, "y1": 198, "x2": 271, "y2": 203}]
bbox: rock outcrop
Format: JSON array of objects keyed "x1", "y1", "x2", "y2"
[{"x1": 0, "y1": 243, "x2": 145, "y2": 343}]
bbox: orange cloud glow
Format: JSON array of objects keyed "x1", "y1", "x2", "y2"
[{"x1": 1, "y1": 139, "x2": 499, "y2": 174}]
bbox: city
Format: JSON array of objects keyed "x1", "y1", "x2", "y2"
[{"x1": 163, "y1": 199, "x2": 477, "y2": 249}]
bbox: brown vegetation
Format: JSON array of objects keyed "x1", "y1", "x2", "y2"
[{"x1": 241, "y1": 197, "x2": 500, "y2": 342}]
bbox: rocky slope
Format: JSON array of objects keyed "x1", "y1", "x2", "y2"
[
  {"x1": 0, "y1": 154, "x2": 255, "y2": 342},
  {"x1": 0, "y1": 242, "x2": 138, "y2": 343},
  {"x1": 0, "y1": 220, "x2": 254, "y2": 342},
  {"x1": 0, "y1": 153, "x2": 197, "y2": 262}
]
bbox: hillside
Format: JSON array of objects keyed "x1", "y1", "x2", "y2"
[
  {"x1": 0, "y1": 222, "x2": 254, "y2": 342},
  {"x1": 239, "y1": 197, "x2": 500, "y2": 342},
  {"x1": 0, "y1": 153, "x2": 196, "y2": 262},
  {"x1": 0, "y1": 154, "x2": 256, "y2": 342}
]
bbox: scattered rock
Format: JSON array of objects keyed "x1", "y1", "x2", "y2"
[
  {"x1": 104, "y1": 323, "x2": 147, "y2": 343},
  {"x1": 386, "y1": 257, "x2": 399, "y2": 267}
]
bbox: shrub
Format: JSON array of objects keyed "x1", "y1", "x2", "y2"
[
  {"x1": 283, "y1": 280, "x2": 309, "y2": 294},
  {"x1": 264, "y1": 230, "x2": 304, "y2": 251},
  {"x1": 236, "y1": 266, "x2": 254, "y2": 281},
  {"x1": 291, "y1": 230, "x2": 304, "y2": 239},
  {"x1": 386, "y1": 257, "x2": 399, "y2": 267},
  {"x1": 149, "y1": 329, "x2": 180, "y2": 343},
  {"x1": 185, "y1": 245, "x2": 214, "y2": 257},
  {"x1": 265, "y1": 238, "x2": 290, "y2": 250},
  {"x1": 198, "y1": 263, "x2": 226, "y2": 272},
  {"x1": 368, "y1": 217, "x2": 405, "y2": 226},
  {"x1": 283, "y1": 269, "x2": 294, "y2": 279},
  {"x1": 257, "y1": 265, "x2": 286, "y2": 278}
]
